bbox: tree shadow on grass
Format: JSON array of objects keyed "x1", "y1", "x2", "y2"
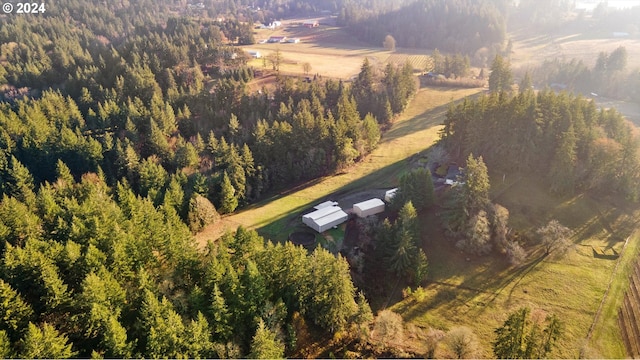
[
  {"x1": 381, "y1": 89, "x2": 483, "y2": 144},
  {"x1": 254, "y1": 158, "x2": 411, "y2": 242},
  {"x1": 399, "y1": 251, "x2": 548, "y2": 323}
]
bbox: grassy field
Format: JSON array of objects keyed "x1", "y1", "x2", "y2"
[
  {"x1": 194, "y1": 86, "x2": 482, "y2": 245},
  {"x1": 391, "y1": 176, "x2": 640, "y2": 358},
  {"x1": 245, "y1": 23, "x2": 393, "y2": 79},
  {"x1": 244, "y1": 20, "x2": 439, "y2": 79},
  {"x1": 510, "y1": 23, "x2": 640, "y2": 71}
]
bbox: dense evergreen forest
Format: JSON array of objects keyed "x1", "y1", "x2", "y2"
[
  {"x1": 441, "y1": 87, "x2": 640, "y2": 200},
  {"x1": 0, "y1": 0, "x2": 420, "y2": 357}
]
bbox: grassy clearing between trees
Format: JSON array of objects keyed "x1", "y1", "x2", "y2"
[
  {"x1": 245, "y1": 23, "x2": 438, "y2": 80},
  {"x1": 195, "y1": 86, "x2": 482, "y2": 245},
  {"x1": 391, "y1": 176, "x2": 640, "y2": 358},
  {"x1": 245, "y1": 25, "x2": 393, "y2": 79}
]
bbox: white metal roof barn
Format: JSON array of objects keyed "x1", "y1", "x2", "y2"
[
  {"x1": 302, "y1": 205, "x2": 348, "y2": 233},
  {"x1": 353, "y1": 198, "x2": 385, "y2": 218}
]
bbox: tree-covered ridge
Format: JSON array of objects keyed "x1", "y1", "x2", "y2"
[
  {"x1": 340, "y1": 0, "x2": 506, "y2": 54},
  {"x1": 440, "y1": 89, "x2": 640, "y2": 200},
  {"x1": 0, "y1": 60, "x2": 414, "y2": 221},
  {"x1": 0, "y1": 0, "x2": 417, "y2": 219},
  {"x1": 0, "y1": 170, "x2": 367, "y2": 357}
]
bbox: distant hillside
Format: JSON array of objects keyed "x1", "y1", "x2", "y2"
[{"x1": 339, "y1": 0, "x2": 507, "y2": 54}]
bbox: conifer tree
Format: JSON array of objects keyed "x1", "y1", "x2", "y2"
[
  {"x1": 548, "y1": 124, "x2": 577, "y2": 194},
  {"x1": 19, "y1": 322, "x2": 75, "y2": 359},
  {"x1": 489, "y1": 54, "x2": 513, "y2": 93},
  {"x1": 249, "y1": 319, "x2": 284, "y2": 359},
  {"x1": 7, "y1": 156, "x2": 36, "y2": 206},
  {"x1": 0, "y1": 279, "x2": 34, "y2": 342},
  {"x1": 219, "y1": 172, "x2": 238, "y2": 214},
  {"x1": 493, "y1": 307, "x2": 562, "y2": 359},
  {"x1": 463, "y1": 154, "x2": 490, "y2": 215},
  {"x1": 209, "y1": 283, "x2": 232, "y2": 340},
  {"x1": 0, "y1": 331, "x2": 12, "y2": 359}
]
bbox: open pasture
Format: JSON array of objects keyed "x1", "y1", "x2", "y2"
[
  {"x1": 510, "y1": 25, "x2": 640, "y2": 71},
  {"x1": 244, "y1": 19, "x2": 436, "y2": 79}
]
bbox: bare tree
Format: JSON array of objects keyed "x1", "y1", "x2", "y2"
[
  {"x1": 302, "y1": 62, "x2": 311, "y2": 75},
  {"x1": 383, "y1": 34, "x2": 396, "y2": 52},
  {"x1": 445, "y1": 326, "x2": 478, "y2": 359},
  {"x1": 372, "y1": 310, "x2": 404, "y2": 347},
  {"x1": 425, "y1": 327, "x2": 446, "y2": 358},
  {"x1": 266, "y1": 48, "x2": 282, "y2": 72},
  {"x1": 537, "y1": 219, "x2": 572, "y2": 255},
  {"x1": 506, "y1": 240, "x2": 526, "y2": 266}
]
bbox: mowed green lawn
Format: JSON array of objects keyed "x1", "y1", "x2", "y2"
[
  {"x1": 392, "y1": 176, "x2": 640, "y2": 358},
  {"x1": 195, "y1": 86, "x2": 481, "y2": 245}
]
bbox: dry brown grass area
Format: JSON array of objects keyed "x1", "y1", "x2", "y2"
[
  {"x1": 510, "y1": 27, "x2": 640, "y2": 71},
  {"x1": 242, "y1": 19, "x2": 415, "y2": 79}
]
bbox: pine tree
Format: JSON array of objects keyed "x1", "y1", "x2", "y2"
[
  {"x1": 493, "y1": 307, "x2": 562, "y2": 359},
  {"x1": 219, "y1": 172, "x2": 238, "y2": 214},
  {"x1": 19, "y1": 322, "x2": 75, "y2": 359},
  {"x1": 209, "y1": 283, "x2": 232, "y2": 340},
  {"x1": 0, "y1": 279, "x2": 34, "y2": 341},
  {"x1": 362, "y1": 113, "x2": 381, "y2": 153},
  {"x1": 463, "y1": 154, "x2": 490, "y2": 215},
  {"x1": 7, "y1": 156, "x2": 36, "y2": 205},
  {"x1": 138, "y1": 157, "x2": 168, "y2": 203},
  {"x1": 306, "y1": 248, "x2": 358, "y2": 331},
  {"x1": 249, "y1": 319, "x2": 284, "y2": 359},
  {"x1": 55, "y1": 159, "x2": 75, "y2": 186},
  {"x1": 139, "y1": 290, "x2": 186, "y2": 358},
  {"x1": 519, "y1": 72, "x2": 533, "y2": 94},
  {"x1": 488, "y1": 54, "x2": 512, "y2": 93},
  {"x1": 99, "y1": 315, "x2": 133, "y2": 359},
  {"x1": 352, "y1": 58, "x2": 375, "y2": 117},
  {"x1": 184, "y1": 312, "x2": 215, "y2": 358},
  {"x1": 0, "y1": 331, "x2": 12, "y2": 359},
  {"x1": 548, "y1": 125, "x2": 577, "y2": 195},
  {"x1": 394, "y1": 168, "x2": 435, "y2": 210}
]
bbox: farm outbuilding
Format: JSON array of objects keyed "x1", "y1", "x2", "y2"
[
  {"x1": 302, "y1": 206, "x2": 348, "y2": 233},
  {"x1": 303, "y1": 20, "x2": 319, "y2": 28},
  {"x1": 268, "y1": 36, "x2": 287, "y2": 43},
  {"x1": 353, "y1": 198, "x2": 385, "y2": 218},
  {"x1": 314, "y1": 201, "x2": 338, "y2": 210},
  {"x1": 384, "y1": 188, "x2": 398, "y2": 202}
]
